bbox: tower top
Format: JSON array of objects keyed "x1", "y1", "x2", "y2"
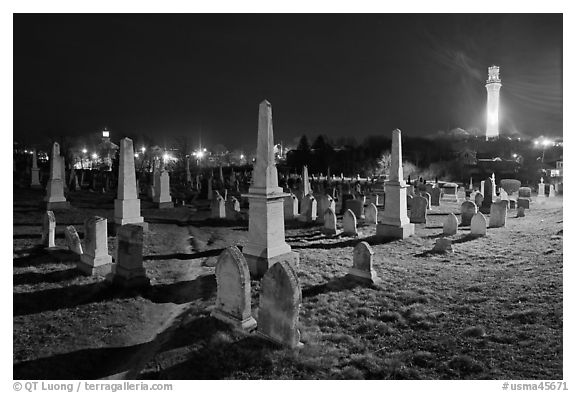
[{"x1": 487, "y1": 65, "x2": 501, "y2": 84}]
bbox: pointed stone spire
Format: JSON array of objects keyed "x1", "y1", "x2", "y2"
[
  {"x1": 32, "y1": 149, "x2": 38, "y2": 169},
  {"x1": 250, "y1": 100, "x2": 282, "y2": 194},
  {"x1": 302, "y1": 165, "x2": 310, "y2": 196},
  {"x1": 114, "y1": 138, "x2": 145, "y2": 228},
  {"x1": 389, "y1": 129, "x2": 404, "y2": 183}
]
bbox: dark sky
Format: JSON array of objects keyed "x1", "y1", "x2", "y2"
[{"x1": 13, "y1": 14, "x2": 562, "y2": 150}]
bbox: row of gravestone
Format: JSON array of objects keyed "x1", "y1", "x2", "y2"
[
  {"x1": 42, "y1": 211, "x2": 148, "y2": 287},
  {"x1": 212, "y1": 241, "x2": 381, "y2": 348},
  {"x1": 211, "y1": 192, "x2": 242, "y2": 219}
]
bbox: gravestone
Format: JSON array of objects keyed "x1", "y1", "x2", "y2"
[
  {"x1": 42, "y1": 211, "x2": 56, "y2": 248},
  {"x1": 346, "y1": 199, "x2": 364, "y2": 219},
  {"x1": 489, "y1": 200, "x2": 508, "y2": 228},
  {"x1": 406, "y1": 194, "x2": 413, "y2": 209},
  {"x1": 517, "y1": 198, "x2": 530, "y2": 209},
  {"x1": 470, "y1": 213, "x2": 487, "y2": 237},
  {"x1": 549, "y1": 185, "x2": 556, "y2": 198},
  {"x1": 322, "y1": 207, "x2": 338, "y2": 235},
  {"x1": 298, "y1": 194, "x2": 317, "y2": 222},
  {"x1": 342, "y1": 209, "x2": 358, "y2": 236},
  {"x1": 538, "y1": 178, "x2": 546, "y2": 198},
  {"x1": 242, "y1": 101, "x2": 298, "y2": 277},
  {"x1": 517, "y1": 206, "x2": 525, "y2": 217},
  {"x1": 64, "y1": 225, "x2": 83, "y2": 254},
  {"x1": 480, "y1": 180, "x2": 485, "y2": 197},
  {"x1": 78, "y1": 216, "x2": 112, "y2": 275},
  {"x1": 111, "y1": 224, "x2": 149, "y2": 288},
  {"x1": 225, "y1": 196, "x2": 241, "y2": 219},
  {"x1": 316, "y1": 194, "x2": 335, "y2": 224},
  {"x1": 431, "y1": 187, "x2": 441, "y2": 206},
  {"x1": 348, "y1": 242, "x2": 380, "y2": 284},
  {"x1": 409, "y1": 196, "x2": 427, "y2": 224},
  {"x1": 433, "y1": 237, "x2": 453, "y2": 253},
  {"x1": 425, "y1": 183, "x2": 433, "y2": 195},
  {"x1": 518, "y1": 187, "x2": 532, "y2": 200},
  {"x1": 284, "y1": 193, "x2": 299, "y2": 220},
  {"x1": 479, "y1": 177, "x2": 493, "y2": 214},
  {"x1": 211, "y1": 194, "x2": 226, "y2": 219},
  {"x1": 211, "y1": 246, "x2": 257, "y2": 331},
  {"x1": 457, "y1": 187, "x2": 466, "y2": 202},
  {"x1": 30, "y1": 149, "x2": 41, "y2": 188},
  {"x1": 460, "y1": 201, "x2": 478, "y2": 226},
  {"x1": 44, "y1": 142, "x2": 70, "y2": 209},
  {"x1": 340, "y1": 194, "x2": 355, "y2": 214},
  {"x1": 257, "y1": 260, "x2": 302, "y2": 348},
  {"x1": 443, "y1": 213, "x2": 458, "y2": 235},
  {"x1": 422, "y1": 192, "x2": 432, "y2": 209},
  {"x1": 365, "y1": 203, "x2": 378, "y2": 224},
  {"x1": 153, "y1": 169, "x2": 174, "y2": 208},
  {"x1": 441, "y1": 182, "x2": 458, "y2": 202},
  {"x1": 114, "y1": 138, "x2": 146, "y2": 229},
  {"x1": 474, "y1": 192, "x2": 484, "y2": 207}
]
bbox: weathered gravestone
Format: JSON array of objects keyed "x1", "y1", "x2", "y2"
[
  {"x1": 225, "y1": 196, "x2": 241, "y2": 219},
  {"x1": 470, "y1": 213, "x2": 487, "y2": 237},
  {"x1": 284, "y1": 193, "x2": 299, "y2": 220},
  {"x1": 406, "y1": 194, "x2": 413, "y2": 209},
  {"x1": 431, "y1": 187, "x2": 441, "y2": 206},
  {"x1": 322, "y1": 207, "x2": 338, "y2": 235},
  {"x1": 42, "y1": 211, "x2": 56, "y2": 248},
  {"x1": 422, "y1": 192, "x2": 432, "y2": 209},
  {"x1": 549, "y1": 185, "x2": 556, "y2": 198},
  {"x1": 211, "y1": 246, "x2": 257, "y2": 331},
  {"x1": 489, "y1": 200, "x2": 508, "y2": 228},
  {"x1": 110, "y1": 224, "x2": 149, "y2": 288},
  {"x1": 30, "y1": 149, "x2": 41, "y2": 189},
  {"x1": 474, "y1": 192, "x2": 484, "y2": 207},
  {"x1": 443, "y1": 213, "x2": 458, "y2": 235},
  {"x1": 78, "y1": 216, "x2": 112, "y2": 275},
  {"x1": 64, "y1": 225, "x2": 83, "y2": 254},
  {"x1": 410, "y1": 195, "x2": 427, "y2": 224},
  {"x1": 517, "y1": 206, "x2": 525, "y2": 217},
  {"x1": 316, "y1": 194, "x2": 335, "y2": 224},
  {"x1": 211, "y1": 194, "x2": 226, "y2": 218},
  {"x1": 257, "y1": 260, "x2": 302, "y2": 348},
  {"x1": 460, "y1": 201, "x2": 478, "y2": 226},
  {"x1": 348, "y1": 241, "x2": 380, "y2": 284},
  {"x1": 346, "y1": 199, "x2": 364, "y2": 219},
  {"x1": 479, "y1": 178, "x2": 493, "y2": 214},
  {"x1": 517, "y1": 198, "x2": 530, "y2": 209},
  {"x1": 340, "y1": 194, "x2": 355, "y2": 214},
  {"x1": 114, "y1": 138, "x2": 146, "y2": 229},
  {"x1": 343, "y1": 209, "x2": 358, "y2": 236},
  {"x1": 518, "y1": 187, "x2": 532, "y2": 200},
  {"x1": 153, "y1": 169, "x2": 174, "y2": 208},
  {"x1": 44, "y1": 142, "x2": 70, "y2": 210},
  {"x1": 538, "y1": 178, "x2": 546, "y2": 198},
  {"x1": 433, "y1": 237, "x2": 453, "y2": 253},
  {"x1": 442, "y1": 182, "x2": 458, "y2": 202},
  {"x1": 365, "y1": 203, "x2": 378, "y2": 224},
  {"x1": 298, "y1": 194, "x2": 317, "y2": 222}
]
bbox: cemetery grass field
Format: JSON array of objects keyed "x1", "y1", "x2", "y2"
[{"x1": 13, "y1": 188, "x2": 563, "y2": 380}]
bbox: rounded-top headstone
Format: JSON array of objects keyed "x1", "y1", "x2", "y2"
[
  {"x1": 470, "y1": 212, "x2": 487, "y2": 236},
  {"x1": 460, "y1": 200, "x2": 478, "y2": 226},
  {"x1": 365, "y1": 203, "x2": 378, "y2": 224},
  {"x1": 343, "y1": 209, "x2": 358, "y2": 236},
  {"x1": 410, "y1": 195, "x2": 427, "y2": 224},
  {"x1": 443, "y1": 213, "x2": 458, "y2": 235},
  {"x1": 349, "y1": 241, "x2": 380, "y2": 284}
]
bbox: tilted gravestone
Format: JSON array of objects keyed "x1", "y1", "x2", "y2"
[
  {"x1": 211, "y1": 246, "x2": 257, "y2": 331},
  {"x1": 431, "y1": 187, "x2": 441, "y2": 206},
  {"x1": 410, "y1": 196, "x2": 427, "y2": 224},
  {"x1": 489, "y1": 200, "x2": 508, "y2": 228},
  {"x1": 284, "y1": 193, "x2": 299, "y2": 220},
  {"x1": 78, "y1": 216, "x2": 112, "y2": 275},
  {"x1": 342, "y1": 209, "x2": 358, "y2": 236},
  {"x1": 348, "y1": 241, "x2": 380, "y2": 284},
  {"x1": 257, "y1": 260, "x2": 302, "y2": 348},
  {"x1": 460, "y1": 201, "x2": 478, "y2": 226},
  {"x1": 470, "y1": 212, "x2": 487, "y2": 236},
  {"x1": 443, "y1": 213, "x2": 458, "y2": 235},
  {"x1": 64, "y1": 225, "x2": 83, "y2": 254},
  {"x1": 42, "y1": 210, "x2": 56, "y2": 248},
  {"x1": 322, "y1": 207, "x2": 338, "y2": 235},
  {"x1": 365, "y1": 203, "x2": 378, "y2": 224},
  {"x1": 111, "y1": 224, "x2": 149, "y2": 288}
]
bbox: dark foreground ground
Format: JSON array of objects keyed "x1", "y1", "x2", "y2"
[{"x1": 13, "y1": 187, "x2": 563, "y2": 379}]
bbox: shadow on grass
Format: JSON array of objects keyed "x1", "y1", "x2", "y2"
[
  {"x1": 13, "y1": 274, "x2": 216, "y2": 316},
  {"x1": 302, "y1": 275, "x2": 375, "y2": 298},
  {"x1": 13, "y1": 268, "x2": 83, "y2": 286},
  {"x1": 452, "y1": 234, "x2": 480, "y2": 244},
  {"x1": 144, "y1": 248, "x2": 222, "y2": 261}
]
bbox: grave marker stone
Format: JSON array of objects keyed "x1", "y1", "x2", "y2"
[
  {"x1": 365, "y1": 203, "x2": 378, "y2": 224},
  {"x1": 42, "y1": 211, "x2": 56, "y2": 248},
  {"x1": 111, "y1": 224, "x2": 149, "y2": 288},
  {"x1": 64, "y1": 225, "x2": 83, "y2": 254},
  {"x1": 443, "y1": 213, "x2": 458, "y2": 235},
  {"x1": 348, "y1": 242, "x2": 380, "y2": 284},
  {"x1": 470, "y1": 213, "x2": 487, "y2": 236},
  {"x1": 322, "y1": 207, "x2": 338, "y2": 235},
  {"x1": 460, "y1": 201, "x2": 478, "y2": 226},
  {"x1": 409, "y1": 195, "x2": 427, "y2": 224},
  {"x1": 78, "y1": 216, "x2": 112, "y2": 275},
  {"x1": 489, "y1": 200, "x2": 508, "y2": 228},
  {"x1": 342, "y1": 209, "x2": 358, "y2": 236},
  {"x1": 284, "y1": 193, "x2": 299, "y2": 220}
]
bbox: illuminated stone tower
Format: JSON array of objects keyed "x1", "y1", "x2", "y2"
[{"x1": 485, "y1": 65, "x2": 502, "y2": 140}]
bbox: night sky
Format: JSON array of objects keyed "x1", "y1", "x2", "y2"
[{"x1": 13, "y1": 14, "x2": 563, "y2": 150}]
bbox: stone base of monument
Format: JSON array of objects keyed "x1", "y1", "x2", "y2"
[
  {"x1": 155, "y1": 201, "x2": 174, "y2": 209},
  {"x1": 211, "y1": 309, "x2": 257, "y2": 332},
  {"x1": 347, "y1": 268, "x2": 381, "y2": 285},
  {"x1": 108, "y1": 265, "x2": 150, "y2": 288},
  {"x1": 77, "y1": 255, "x2": 113, "y2": 276},
  {"x1": 44, "y1": 201, "x2": 71, "y2": 210},
  {"x1": 112, "y1": 221, "x2": 149, "y2": 235},
  {"x1": 256, "y1": 329, "x2": 304, "y2": 349},
  {"x1": 321, "y1": 228, "x2": 340, "y2": 236},
  {"x1": 376, "y1": 223, "x2": 415, "y2": 239},
  {"x1": 244, "y1": 251, "x2": 300, "y2": 279}
]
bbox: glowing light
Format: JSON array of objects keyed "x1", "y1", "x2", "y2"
[
  {"x1": 240, "y1": 154, "x2": 245, "y2": 159},
  {"x1": 141, "y1": 147, "x2": 146, "y2": 153},
  {"x1": 102, "y1": 131, "x2": 110, "y2": 138},
  {"x1": 542, "y1": 139, "x2": 552, "y2": 147},
  {"x1": 134, "y1": 153, "x2": 139, "y2": 158},
  {"x1": 92, "y1": 153, "x2": 98, "y2": 159},
  {"x1": 203, "y1": 148, "x2": 207, "y2": 152},
  {"x1": 163, "y1": 153, "x2": 170, "y2": 161},
  {"x1": 82, "y1": 148, "x2": 87, "y2": 154},
  {"x1": 512, "y1": 153, "x2": 518, "y2": 158}
]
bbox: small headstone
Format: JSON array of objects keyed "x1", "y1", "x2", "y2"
[
  {"x1": 342, "y1": 209, "x2": 358, "y2": 236},
  {"x1": 64, "y1": 225, "x2": 83, "y2": 254},
  {"x1": 322, "y1": 207, "x2": 338, "y2": 235},
  {"x1": 284, "y1": 193, "x2": 299, "y2": 220},
  {"x1": 432, "y1": 237, "x2": 453, "y2": 253},
  {"x1": 441, "y1": 182, "x2": 458, "y2": 202},
  {"x1": 489, "y1": 200, "x2": 508, "y2": 228},
  {"x1": 470, "y1": 213, "x2": 487, "y2": 237},
  {"x1": 443, "y1": 213, "x2": 458, "y2": 235},
  {"x1": 211, "y1": 195, "x2": 226, "y2": 219},
  {"x1": 153, "y1": 170, "x2": 174, "y2": 208},
  {"x1": 474, "y1": 192, "x2": 484, "y2": 207},
  {"x1": 298, "y1": 194, "x2": 317, "y2": 222},
  {"x1": 549, "y1": 185, "x2": 556, "y2": 198},
  {"x1": 517, "y1": 206, "x2": 525, "y2": 217},
  {"x1": 538, "y1": 179, "x2": 546, "y2": 198},
  {"x1": 211, "y1": 246, "x2": 257, "y2": 331},
  {"x1": 348, "y1": 242, "x2": 380, "y2": 284},
  {"x1": 410, "y1": 196, "x2": 427, "y2": 224},
  {"x1": 431, "y1": 187, "x2": 441, "y2": 206},
  {"x1": 42, "y1": 211, "x2": 56, "y2": 248},
  {"x1": 340, "y1": 193, "x2": 355, "y2": 214},
  {"x1": 518, "y1": 187, "x2": 532, "y2": 200},
  {"x1": 316, "y1": 194, "x2": 335, "y2": 224},
  {"x1": 406, "y1": 194, "x2": 413, "y2": 208},
  {"x1": 517, "y1": 198, "x2": 530, "y2": 209},
  {"x1": 257, "y1": 260, "x2": 302, "y2": 348},
  {"x1": 422, "y1": 192, "x2": 432, "y2": 209},
  {"x1": 225, "y1": 196, "x2": 241, "y2": 219},
  {"x1": 460, "y1": 201, "x2": 478, "y2": 226},
  {"x1": 78, "y1": 216, "x2": 112, "y2": 275},
  {"x1": 365, "y1": 203, "x2": 378, "y2": 224},
  {"x1": 346, "y1": 199, "x2": 364, "y2": 219},
  {"x1": 479, "y1": 178, "x2": 493, "y2": 214},
  {"x1": 111, "y1": 224, "x2": 149, "y2": 287}
]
